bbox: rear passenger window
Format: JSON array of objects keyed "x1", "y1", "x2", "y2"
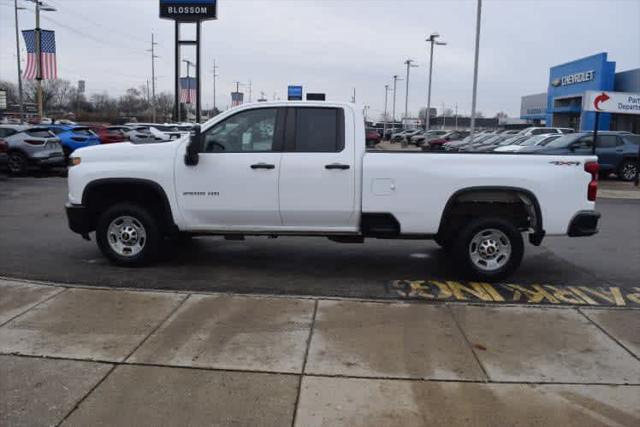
[
  {"x1": 27, "y1": 129, "x2": 54, "y2": 138},
  {"x1": 596, "y1": 135, "x2": 618, "y2": 148},
  {"x1": 294, "y1": 108, "x2": 343, "y2": 152}
]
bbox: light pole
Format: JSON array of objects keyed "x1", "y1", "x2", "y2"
[
  {"x1": 470, "y1": 0, "x2": 482, "y2": 141},
  {"x1": 392, "y1": 74, "x2": 403, "y2": 133},
  {"x1": 14, "y1": 0, "x2": 26, "y2": 122},
  {"x1": 383, "y1": 84, "x2": 391, "y2": 140},
  {"x1": 149, "y1": 33, "x2": 159, "y2": 122},
  {"x1": 425, "y1": 32, "x2": 446, "y2": 133},
  {"x1": 403, "y1": 59, "x2": 418, "y2": 119},
  {"x1": 211, "y1": 59, "x2": 219, "y2": 113}
]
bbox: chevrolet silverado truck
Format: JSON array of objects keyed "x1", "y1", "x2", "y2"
[{"x1": 65, "y1": 102, "x2": 601, "y2": 280}]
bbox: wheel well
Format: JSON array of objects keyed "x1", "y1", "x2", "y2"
[
  {"x1": 82, "y1": 179, "x2": 176, "y2": 233},
  {"x1": 438, "y1": 188, "x2": 542, "y2": 242}
]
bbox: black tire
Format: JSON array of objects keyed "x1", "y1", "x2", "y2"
[
  {"x1": 617, "y1": 160, "x2": 638, "y2": 182},
  {"x1": 96, "y1": 202, "x2": 162, "y2": 267},
  {"x1": 62, "y1": 147, "x2": 71, "y2": 161},
  {"x1": 7, "y1": 151, "x2": 28, "y2": 175},
  {"x1": 453, "y1": 217, "x2": 524, "y2": 281},
  {"x1": 435, "y1": 234, "x2": 454, "y2": 252}
]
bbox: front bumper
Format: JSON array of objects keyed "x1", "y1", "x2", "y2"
[
  {"x1": 568, "y1": 211, "x2": 601, "y2": 237},
  {"x1": 65, "y1": 202, "x2": 91, "y2": 239}
]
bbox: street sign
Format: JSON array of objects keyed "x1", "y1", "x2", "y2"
[
  {"x1": 583, "y1": 91, "x2": 640, "y2": 115},
  {"x1": 288, "y1": 85, "x2": 303, "y2": 101},
  {"x1": 231, "y1": 92, "x2": 244, "y2": 107},
  {"x1": 160, "y1": 0, "x2": 217, "y2": 21}
]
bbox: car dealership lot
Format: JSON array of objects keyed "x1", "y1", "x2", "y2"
[{"x1": 0, "y1": 176, "x2": 638, "y2": 300}]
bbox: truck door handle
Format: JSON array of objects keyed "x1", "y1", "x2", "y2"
[
  {"x1": 250, "y1": 163, "x2": 275, "y2": 170},
  {"x1": 325, "y1": 163, "x2": 350, "y2": 170}
]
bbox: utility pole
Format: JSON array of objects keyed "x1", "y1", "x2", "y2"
[
  {"x1": 403, "y1": 59, "x2": 418, "y2": 119},
  {"x1": 425, "y1": 32, "x2": 447, "y2": 134},
  {"x1": 211, "y1": 59, "x2": 218, "y2": 113},
  {"x1": 455, "y1": 104, "x2": 458, "y2": 129},
  {"x1": 248, "y1": 80, "x2": 252, "y2": 102},
  {"x1": 149, "y1": 33, "x2": 158, "y2": 122},
  {"x1": 470, "y1": 0, "x2": 482, "y2": 141},
  {"x1": 442, "y1": 102, "x2": 446, "y2": 129},
  {"x1": 392, "y1": 75, "x2": 403, "y2": 132},
  {"x1": 14, "y1": 0, "x2": 25, "y2": 122},
  {"x1": 383, "y1": 84, "x2": 391, "y2": 140}
]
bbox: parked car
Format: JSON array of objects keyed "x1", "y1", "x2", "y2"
[
  {"x1": 423, "y1": 130, "x2": 470, "y2": 150},
  {"x1": 494, "y1": 134, "x2": 561, "y2": 153},
  {"x1": 399, "y1": 129, "x2": 423, "y2": 144},
  {"x1": 0, "y1": 137, "x2": 8, "y2": 170},
  {"x1": 66, "y1": 101, "x2": 601, "y2": 281},
  {"x1": 412, "y1": 130, "x2": 446, "y2": 146},
  {"x1": 443, "y1": 133, "x2": 495, "y2": 151},
  {"x1": 3, "y1": 126, "x2": 65, "y2": 174},
  {"x1": 125, "y1": 123, "x2": 186, "y2": 140},
  {"x1": 390, "y1": 129, "x2": 413, "y2": 142},
  {"x1": 48, "y1": 125, "x2": 100, "y2": 157},
  {"x1": 520, "y1": 131, "x2": 639, "y2": 181},
  {"x1": 518, "y1": 127, "x2": 574, "y2": 136},
  {"x1": 92, "y1": 126, "x2": 130, "y2": 144},
  {"x1": 365, "y1": 128, "x2": 381, "y2": 148}
]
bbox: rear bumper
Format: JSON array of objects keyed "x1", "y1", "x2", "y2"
[
  {"x1": 65, "y1": 202, "x2": 91, "y2": 238},
  {"x1": 568, "y1": 211, "x2": 601, "y2": 237}
]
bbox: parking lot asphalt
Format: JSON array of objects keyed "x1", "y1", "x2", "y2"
[{"x1": 0, "y1": 176, "x2": 638, "y2": 302}]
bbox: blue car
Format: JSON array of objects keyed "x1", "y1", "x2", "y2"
[
  {"x1": 48, "y1": 125, "x2": 100, "y2": 157},
  {"x1": 520, "y1": 131, "x2": 640, "y2": 181}
]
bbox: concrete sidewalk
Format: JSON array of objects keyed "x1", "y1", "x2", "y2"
[{"x1": 1, "y1": 278, "x2": 639, "y2": 426}]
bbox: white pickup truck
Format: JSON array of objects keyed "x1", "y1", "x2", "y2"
[{"x1": 66, "y1": 102, "x2": 601, "y2": 280}]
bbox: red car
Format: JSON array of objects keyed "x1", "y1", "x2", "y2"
[
  {"x1": 365, "y1": 128, "x2": 381, "y2": 148},
  {"x1": 92, "y1": 126, "x2": 129, "y2": 144}
]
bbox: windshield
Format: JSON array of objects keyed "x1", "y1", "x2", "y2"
[
  {"x1": 519, "y1": 135, "x2": 548, "y2": 146},
  {"x1": 544, "y1": 133, "x2": 584, "y2": 148}
]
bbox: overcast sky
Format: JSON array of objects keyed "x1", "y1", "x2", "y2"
[{"x1": 1, "y1": 0, "x2": 639, "y2": 118}]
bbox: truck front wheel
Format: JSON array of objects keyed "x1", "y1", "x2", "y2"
[
  {"x1": 96, "y1": 202, "x2": 162, "y2": 266},
  {"x1": 453, "y1": 217, "x2": 524, "y2": 281}
]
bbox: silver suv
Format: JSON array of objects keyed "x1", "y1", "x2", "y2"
[{"x1": 0, "y1": 125, "x2": 65, "y2": 174}]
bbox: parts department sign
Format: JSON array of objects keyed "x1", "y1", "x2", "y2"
[
  {"x1": 160, "y1": 0, "x2": 217, "y2": 21},
  {"x1": 584, "y1": 91, "x2": 640, "y2": 115}
]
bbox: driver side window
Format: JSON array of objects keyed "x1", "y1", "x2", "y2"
[{"x1": 203, "y1": 108, "x2": 278, "y2": 153}]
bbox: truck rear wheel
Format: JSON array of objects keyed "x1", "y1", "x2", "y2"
[
  {"x1": 453, "y1": 217, "x2": 524, "y2": 281},
  {"x1": 96, "y1": 202, "x2": 162, "y2": 266}
]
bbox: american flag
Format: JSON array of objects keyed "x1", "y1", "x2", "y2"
[
  {"x1": 180, "y1": 77, "x2": 197, "y2": 104},
  {"x1": 22, "y1": 30, "x2": 57, "y2": 80}
]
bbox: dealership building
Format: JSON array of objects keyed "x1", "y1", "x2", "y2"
[{"x1": 520, "y1": 53, "x2": 640, "y2": 132}]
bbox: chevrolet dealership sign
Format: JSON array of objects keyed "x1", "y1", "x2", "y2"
[
  {"x1": 160, "y1": 0, "x2": 217, "y2": 21},
  {"x1": 584, "y1": 91, "x2": 640, "y2": 115},
  {"x1": 551, "y1": 70, "x2": 595, "y2": 87}
]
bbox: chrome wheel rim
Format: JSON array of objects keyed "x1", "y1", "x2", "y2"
[
  {"x1": 622, "y1": 162, "x2": 637, "y2": 181},
  {"x1": 469, "y1": 228, "x2": 511, "y2": 272},
  {"x1": 107, "y1": 216, "x2": 146, "y2": 257}
]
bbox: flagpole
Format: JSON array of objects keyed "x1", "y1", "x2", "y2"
[
  {"x1": 35, "y1": 0, "x2": 43, "y2": 119},
  {"x1": 14, "y1": 0, "x2": 25, "y2": 123}
]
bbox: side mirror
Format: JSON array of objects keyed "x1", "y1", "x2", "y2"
[{"x1": 184, "y1": 125, "x2": 201, "y2": 166}]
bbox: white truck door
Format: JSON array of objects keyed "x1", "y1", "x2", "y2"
[
  {"x1": 175, "y1": 107, "x2": 284, "y2": 229},
  {"x1": 279, "y1": 107, "x2": 357, "y2": 229}
]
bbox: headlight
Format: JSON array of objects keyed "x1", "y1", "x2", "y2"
[{"x1": 69, "y1": 156, "x2": 81, "y2": 166}]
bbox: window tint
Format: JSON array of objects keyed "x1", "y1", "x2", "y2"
[
  {"x1": 27, "y1": 129, "x2": 55, "y2": 138},
  {"x1": 0, "y1": 128, "x2": 16, "y2": 137},
  {"x1": 622, "y1": 135, "x2": 640, "y2": 145},
  {"x1": 203, "y1": 108, "x2": 278, "y2": 153},
  {"x1": 532, "y1": 128, "x2": 556, "y2": 135},
  {"x1": 72, "y1": 128, "x2": 95, "y2": 136},
  {"x1": 294, "y1": 108, "x2": 342, "y2": 152},
  {"x1": 596, "y1": 135, "x2": 618, "y2": 148}
]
